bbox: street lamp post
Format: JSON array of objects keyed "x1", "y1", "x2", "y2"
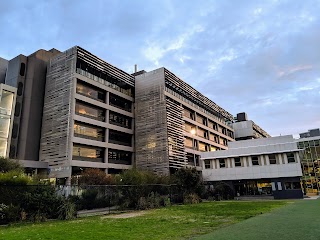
[{"x1": 190, "y1": 129, "x2": 196, "y2": 167}]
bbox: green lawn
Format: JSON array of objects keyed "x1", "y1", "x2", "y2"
[
  {"x1": 0, "y1": 201, "x2": 286, "y2": 240},
  {"x1": 196, "y1": 199, "x2": 320, "y2": 240}
]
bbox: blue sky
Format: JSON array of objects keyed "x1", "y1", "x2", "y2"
[{"x1": 0, "y1": 0, "x2": 319, "y2": 137}]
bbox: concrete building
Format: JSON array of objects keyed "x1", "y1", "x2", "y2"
[
  {"x1": 40, "y1": 46, "x2": 135, "y2": 182},
  {"x1": 0, "y1": 84, "x2": 16, "y2": 158},
  {"x1": 0, "y1": 57, "x2": 8, "y2": 83},
  {"x1": 4, "y1": 49, "x2": 61, "y2": 170},
  {"x1": 135, "y1": 68, "x2": 235, "y2": 175},
  {"x1": 231, "y1": 112, "x2": 271, "y2": 140},
  {"x1": 296, "y1": 131, "x2": 320, "y2": 195},
  {"x1": 201, "y1": 135, "x2": 303, "y2": 199},
  {"x1": 300, "y1": 129, "x2": 320, "y2": 139}
]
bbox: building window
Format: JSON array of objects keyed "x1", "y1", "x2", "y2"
[
  {"x1": 109, "y1": 130, "x2": 132, "y2": 146},
  {"x1": 219, "y1": 159, "x2": 226, "y2": 168},
  {"x1": 204, "y1": 160, "x2": 211, "y2": 169},
  {"x1": 109, "y1": 111, "x2": 132, "y2": 129},
  {"x1": 109, "y1": 93, "x2": 132, "y2": 112},
  {"x1": 251, "y1": 156, "x2": 259, "y2": 166},
  {"x1": 108, "y1": 149, "x2": 131, "y2": 165},
  {"x1": 19, "y1": 63, "x2": 25, "y2": 76},
  {"x1": 76, "y1": 80, "x2": 105, "y2": 102},
  {"x1": 285, "y1": 182, "x2": 301, "y2": 190},
  {"x1": 269, "y1": 154, "x2": 277, "y2": 164},
  {"x1": 72, "y1": 145, "x2": 104, "y2": 162},
  {"x1": 234, "y1": 157, "x2": 241, "y2": 167},
  {"x1": 74, "y1": 122, "x2": 104, "y2": 141},
  {"x1": 75, "y1": 101, "x2": 105, "y2": 121},
  {"x1": 287, "y1": 153, "x2": 296, "y2": 163}
]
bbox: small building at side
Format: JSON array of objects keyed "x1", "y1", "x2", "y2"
[{"x1": 201, "y1": 135, "x2": 303, "y2": 199}]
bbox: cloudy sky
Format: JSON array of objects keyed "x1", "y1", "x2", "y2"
[{"x1": 0, "y1": 0, "x2": 319, "y2": 137}]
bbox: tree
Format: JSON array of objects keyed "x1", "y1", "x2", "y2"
[
  {"x1": 0, "y1": 157, "x2": 22, "y2": 173},
  {"x1": 171, "y1": 167, "x2": 203, "y2": 195},
  {"x1": 77, "y1": 168, "x2": 114, "y2": 186}
]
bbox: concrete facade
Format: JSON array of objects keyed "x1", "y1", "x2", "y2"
[
  {"x1": 4, "y1": 49, "x2": 61, "y2": 163},
  {"x1": 135, "y1": 68, "x2": 235, "y2": 175},
  {"x1": 40, "y1": 47, "x2": 135, "y2": 181},
  {"x1": 0, "y1": 57, "x2": 8, "y2": 84},
  {"x1": 201, "y1": 135, "x2": 303, "y2": 199}
]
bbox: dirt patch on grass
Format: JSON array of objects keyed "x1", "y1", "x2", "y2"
[{"x1": 101, "y1": 211, "x2": 148, "y2": 219}]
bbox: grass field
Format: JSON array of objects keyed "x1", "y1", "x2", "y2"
[
  {"x1": 0, "y1": 201, "x2": 286, "y2": 240},
  {"x1": 196, "y1": 199, "x2": 320, "y2": 240}
]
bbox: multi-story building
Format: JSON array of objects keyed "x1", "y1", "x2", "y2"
[
  {"x1": 0, "y1": 57, "x2": 8, "y2": 83},
  {"x1": 0, "y1": 84, "x2": 16, "y2": 158},
  {"x1": 201, "y1": 135, "x2": 303, "y2": 199},
  {"x1": 231, "y1": 112, "x2": 271, "y2": 140},
  {"x1": 296, "y1": 130, "x2": 320, "y2": 195},
  {"x1": 40, "y1": 47, "x2": 135, "y2": 183},
  {"x1": 135, "y1": 68, "x2": 235, "y2": 175},
  {"x1": 4, "y1": 49, "x2": 61, "y2": 168}
]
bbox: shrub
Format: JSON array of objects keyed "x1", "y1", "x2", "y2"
[
  {"x1": 183, "y1": 193, "x2": 201, "y2": 204},
  {"x1": 171, "y1": 168, "x2": 204, "y2": 196},
  {"x1": 0, "y1": 170, "x2": 32, "y2": 186},
  {"x1": 0, "y1": 157, "x2": 22, "y2": 173},
  {"x1": 77, "y1": 169, "x2": 114, "y2": 186},
  {"x1": 58, "y1": 199, "x2": 76, "y2": 220}
]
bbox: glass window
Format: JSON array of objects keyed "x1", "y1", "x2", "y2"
[
  {"x1": 76, "y1": 80, "x2": 105, "y2": 102},
  {"x1": 0, "y1": 90, "x2": 14, "y2": 116},
  {"x1": 108, "y1": 149, "x2": 132, "y2": 165},
  {"x1": 72, "y1": 145, "x2": 104, "y2": 162},
  {"x1": 269, "y1": 154, "x2": 277, "y2": 164},
  {"x1": 184, "y1": 137, "x2": 193, "y2": 148},
  {"x1": 109, "y1": 130, "x2": 132, "y2": 146},
  {"x1": 75, "y1": 101, "x2": 105, "y2": 121},
  {"x1": 109, "y1": 111, "x2": 132, "y2": 129},
  {"x1": 19, "y1": 63, "x2": 25, "y2": 76},
  {"x1": 109, "y1": 93, "x2": 132, "y2": 112},
  {"x1": 234, "y1": 157, "x2": 241, "y2": 167},
  {"x1": 251, "y1": 156, "x2": 259, "y2": 166},
  {"x1": 0, "y1": 139, "x2": 7, "y2": 157},
  {"x1": 74, "y1": 122, "x2": 104, "y2": 141},
  {"x1": 204, "y1": 160, "x2": 211, "y2": 169},
  {"x1": 287, "y1": 153, "x2": 296, "y2": 163},
  {"x1": 285, "y1": 182, "x2": 301, "y2": 190},
  {"x1": 0, "y1": 116, "x2": 11, "y2": 139},
  {"x1": 219, "y1": 159, "x2": 226, "y2": 168},
  {"x1": 198, "y1": 142, "x2": 206, "y2": 152}
]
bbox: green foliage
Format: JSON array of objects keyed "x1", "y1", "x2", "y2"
[
  {"x1": 0, "y1": 170, "x2": 33, "y2": 186},
  {"x1": 171, "y1": 168, "x2": 204, "y2": 195},
  {"x1": 21, "y1": 185, "x2": 63, "y2": 222},
  {"x1": 77, "y1": 168, "x2": 114, "y2": 186},
  {"x1": 183, "y1": 193, "x2": 201, "y2": 204},
  {"x1": 0, "y1": 157, "x2": 22, "y2": 173},
  {"x1": 212, "y1": 182, "x2": 235, "y2": 200},
  {"x1": 116, "y1": 169, "x2": 169, "y2": 185},
  {"x1": 58, "y1": 199, "x2": 76, "y2": 220}
]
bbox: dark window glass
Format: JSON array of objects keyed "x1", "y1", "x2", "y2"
[
  {"x1": 204, "y1": 160, "x2": 211, "y2": 169},
  {"x1": 109, "y1": 111, "x2": 132, "y2": 129},
  {"x1": 19, "y1": 63, "x2": 25, "y2": 76},
  {"x1": 76, "y1": 80, "x2": 105, "y2": 102},
  {"x1": 285, "y1": 182, "x2": 301, "y2": 190},
  {"x1": 14, "y1": 102, "x2": 21, "y2": 117},
  {"x1": 109, "y1": 93, "x2": 132, "y2": 112},
  {"x1": 234, "y1": 157, "x2": 241, "y2": 167},
  {"x1": 12, "y1": 123, "x2": 18, "y2": 138},
  {"x1": 269, "y1": 154, "x2": 277, "y2": 164},
  {"x1": 108, "y1": 149, "x2": 132, "y2": 165},
  {"x1": 109, "y1": 130, "x2": 132, "y2": 146},
  {"x1": 72, "y1": 144, "x2": 104, "y2": 162},
  {"x1": 219, "y1": 159, "x2": 226, "y2": 168},
  {"x1": 251, "y1": 156, "x2": 259, "y2": 166},
  {"x1": 17, "y1": 82, "x2": 23, "y2": 96},
  {"x1": 287, "y1": 153, "x2": 296, "y2": 163},
  {"x1": 75, "y1": 101, "x2": 105, "y2": 121},
  {"x1": 74, "y1": 122, "x2": 104, "y2": 141}
]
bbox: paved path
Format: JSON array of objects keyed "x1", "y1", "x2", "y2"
[{"x1": 195, "y1": 198, "x2": 320, "y2": 240}]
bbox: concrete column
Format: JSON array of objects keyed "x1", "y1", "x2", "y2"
[
  {"x1": 283, "y1": 153, "x2": 288, "y2": 164},
  {"x1": 242, "y1": 157, "x2": 246, "y2": 167},
  {"x1": 278, "y1": 154, "x2": 283, "y2": 165},
  {"x1": 248, "y1": 156, "x2": 252, "y2": 167},
  {"x1": 265, "y1": 155, "x2": 270, "y2": 165},
  {"x1": 260, "y1": 155, "x2": 264, "y2": 166}
]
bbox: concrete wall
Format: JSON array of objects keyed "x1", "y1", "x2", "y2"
[{"x1": 0, "y1": 57, "x2": 8, "y2": 83}]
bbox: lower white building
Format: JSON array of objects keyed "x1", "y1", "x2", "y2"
[{"x1": 201, "y1": 135, "x2": 303, "y2": 199}]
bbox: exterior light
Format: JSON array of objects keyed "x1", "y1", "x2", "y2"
[{"x1": 190, "y1": 129, "x2": 196, "y2": 135}]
